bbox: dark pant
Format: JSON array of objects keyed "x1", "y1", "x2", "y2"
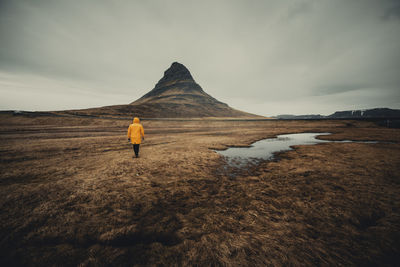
[{"x1": 133, "y1": 144, "x2": 140, "y2": 157}]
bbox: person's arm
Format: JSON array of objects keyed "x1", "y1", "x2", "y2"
[
  {"x1": 141, "y1": 125, "x2": 145, "y2": 140},
  {"x1": 127, "y1": 125, "x2": 131, "y2": 141}
]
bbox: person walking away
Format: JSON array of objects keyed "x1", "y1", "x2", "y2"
[{"x1": 127, "y1": 117, "x2": 145, "y2": 158}]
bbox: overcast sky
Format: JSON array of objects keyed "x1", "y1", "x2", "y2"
[{"x1": 1, "y1": 0, "x2": 399, "y2": 116}]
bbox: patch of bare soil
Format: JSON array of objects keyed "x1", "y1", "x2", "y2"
[{"x1": 0, "y1": 115, "x2": 399, "y2": 266}]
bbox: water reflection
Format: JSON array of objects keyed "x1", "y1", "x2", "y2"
[{"x1": 216, "y1": 133, "x2": 331, "y2": 167}]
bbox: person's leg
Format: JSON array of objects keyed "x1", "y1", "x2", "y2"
[
  {"x1": 133, "y1": 144, "x2": 140, "y2": 157},
  {"x1": 132, "y1": 145, "x2": 136, "y2": 157}
]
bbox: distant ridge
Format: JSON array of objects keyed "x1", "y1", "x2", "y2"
[
  {"x1": 58, "y1": 62, "x2": 261, "y2": 118},
  {"x1": 274, "y1": 114, "x2": 324, "y2": 120},
  {"x1": 275, "y1": 108, "x2": 400, "y2": 120},
  {"x1": 328, "y1": 108, "x2": 400, "y2": 119}
]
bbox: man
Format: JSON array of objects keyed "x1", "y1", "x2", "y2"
[{"x1": 127, "y1": 117, "x2": 145, "y2": 158}]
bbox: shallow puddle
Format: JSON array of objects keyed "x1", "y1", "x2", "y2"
[{"x1": 215, "y1": 132, "x2": 379, "y2": 167}]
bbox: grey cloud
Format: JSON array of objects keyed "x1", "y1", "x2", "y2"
[
  {"x1": 286, "y1": 0, "x2": 315, "y2": 19},
  {"x1": 382, "y1": 0, "x2": 400, "y2": 20},
  {"x1": 0, "y1": 0, "x2": 399, "y2": 115},
  {"x1": 314, "y1": 84, "x2": 369, "y2": 96}
]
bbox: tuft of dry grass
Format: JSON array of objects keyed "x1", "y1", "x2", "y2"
[{"x1": 1, "y1": 115, "x2": 399, "y2": 266}]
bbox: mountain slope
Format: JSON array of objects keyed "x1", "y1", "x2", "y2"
[{"x1": 61, "y1": 62, "x2": 260, "y2": 118}]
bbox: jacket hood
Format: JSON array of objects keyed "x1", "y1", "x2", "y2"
[{"x1": 133, "y1": 117, "x2": 140, "y2": 123}]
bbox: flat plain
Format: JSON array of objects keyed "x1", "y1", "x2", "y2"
[{"x1": 1, "y1": 114, "x2": 399, "y2": 266}]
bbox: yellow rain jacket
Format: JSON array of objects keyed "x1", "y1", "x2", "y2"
[{"x1": 127, "y1": 117, "x2": 145, "y2": 144}]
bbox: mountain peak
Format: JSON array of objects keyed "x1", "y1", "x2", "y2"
[
  {"x1": 155, "y1": 62, "x2": 194, "y2": 87},
  {"x1": 136, "y1": 62, "x2": 203, "y2": 100}
]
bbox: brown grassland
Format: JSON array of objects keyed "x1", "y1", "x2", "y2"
[{"x1": 0, "y1": 114, "x2": 399, "y2": 266}]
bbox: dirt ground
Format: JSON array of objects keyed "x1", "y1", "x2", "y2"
[{"x1": 0, "y1": 114, "x2": 399, "y2": 266}]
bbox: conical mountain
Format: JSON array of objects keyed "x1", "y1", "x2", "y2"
[
  {"x1": 129, "y1": 62, "x2": 257, "y2": 117},
  {"x1": 60, "y1": 62, "x2": 261, "y2": 118},
  {"x1": 133, "y1": 62, "x2": 204, "y2": 102}
]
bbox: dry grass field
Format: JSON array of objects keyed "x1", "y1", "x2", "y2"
[{"x1": 1, "y1": 114, "x2": 399, "y2": 266}]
